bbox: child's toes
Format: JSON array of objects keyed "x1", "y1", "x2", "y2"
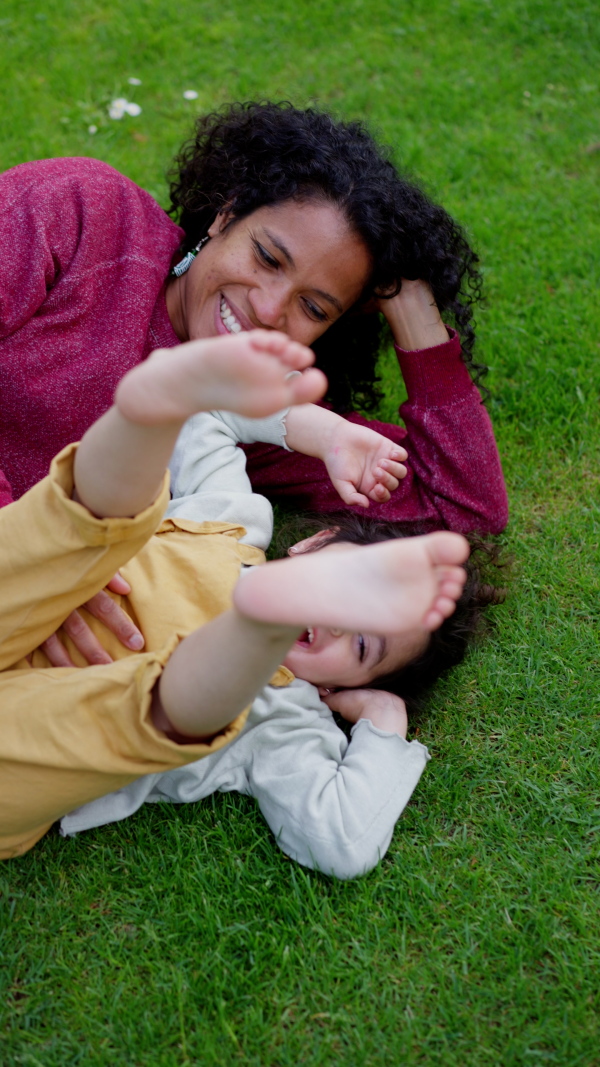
[
  {"x1": 282, "y1": 340, "x2": 315, "y2": 370},
  {"x1": 425, "y1": 532, "x2": 470, "y2": 568},
  {"x1": 438, "y1": 578, "x2": 466, "y2": 603},
  {"x1": 422, "y1": 595, "x2": 458, "y2": 630},
  {"x1": 248, "y1": 329, "x2": 288, "y2": 353},
  {"x1": 287, "y1": 368, "x2": 328, "y2": 405}
]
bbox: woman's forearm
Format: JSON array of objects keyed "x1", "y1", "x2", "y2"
[{"x1": 381, "y1": 279, "x2": 449, "y2": 351}]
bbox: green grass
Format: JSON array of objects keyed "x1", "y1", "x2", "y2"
[{"x1": 1, "y1": 0, "x2": 599, "y2": 1063}]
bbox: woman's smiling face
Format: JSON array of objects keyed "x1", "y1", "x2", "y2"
[{"x1": 166, "y1": 198, "x2": 372, "y2": 345}]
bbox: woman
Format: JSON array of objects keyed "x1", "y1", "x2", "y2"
[{"x1": 0, "y1": 101, "x2": 507, "y2": 662}]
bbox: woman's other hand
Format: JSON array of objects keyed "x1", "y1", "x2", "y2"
[
  {"x1": 40, "y1": 573, "x2": 144, "y2": 667},
  {"x1": 377, "y1": 278, "x2": 449, "y2": 351},
  {"x1": 319, "y1": 687, "x2": 408, "y2": 739}
]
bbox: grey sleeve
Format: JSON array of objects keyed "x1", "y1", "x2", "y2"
[
  {"x1": 246, "y1": 682, "x2": 430, "y2": 880},
  {"x1": 166, "y1": 409, "x2": 289, "y2": 550},
  {"x1": 169, "y1": 408, "x2": 291, "y2": 500}
]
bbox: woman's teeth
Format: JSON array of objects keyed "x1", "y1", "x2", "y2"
[
  {"x1": 220, "y1": 297, "x2": 242, "y2": 333},
  {"x1": 306, "y1": 627, "x2": 314, "y2": 645}
]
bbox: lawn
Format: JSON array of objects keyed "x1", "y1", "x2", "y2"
[{"x1": 1, "y1": 1, "x2": 599, "y2": 1064}]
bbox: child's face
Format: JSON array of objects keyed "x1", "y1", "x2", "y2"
[
  {"x1": 281, "y1": 532, "x2": 430, "y2": 690},
  {"x1": 283, "y1": 624, "x2": 428, "y2": 690}
]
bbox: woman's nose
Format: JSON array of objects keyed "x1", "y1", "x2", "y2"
[
  {"x1": 248, "y1": 285, "x2": 288, "y2": 330},
  {"x1": 329, "y1": 628, "x2": 343, "y2": 638}
]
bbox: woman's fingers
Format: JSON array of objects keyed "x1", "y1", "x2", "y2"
[
  {"x1": 40, "y1": 630, "x2": 78, "y2": 668},
  {"x1": 37, "y1": 580, "x2": 143, "y2": 668},
  {"x1": 84, "y1": 590, "x2": 145, "y2": 651},
  {"x1": 106, "y1": 571, "x2": 131, "y2": 595},
  {"x1": 61, "y1": 610, "x2": 114, "y2": 665}
]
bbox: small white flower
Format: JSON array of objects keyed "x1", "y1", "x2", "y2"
[
  {"x1": 128, "y1": 77, "x2": 142, "y2": 85},
  {"x1": 108, "y1": 98, "x2": 142, "y2": 120},
  {"x1": 523, "y1": 90, "x2": 531, "y2": 98},
  {"x1": 88, "y1": 124, "x2": 98, "y2": 135},
  {"x1": 183, "y1": 90, "x2": 198, "y2": 100},
  {"x1": 108, "y1": 97, "x2": 128, "y2": 119}
]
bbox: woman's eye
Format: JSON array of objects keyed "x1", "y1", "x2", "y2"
[
  {"x1": 252, "y1": 240, "x2": 279, "y2": 269},
  {"x1": 358, "y1": 635, "x2": 366, "y2": 663},
  {"x1": 302, "y1": 298, "x2": 328, "y2": 323}
]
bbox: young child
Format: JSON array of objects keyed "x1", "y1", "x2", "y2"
[{"x1": 0, "y1": 329, "x2": 468, "y2": 867}]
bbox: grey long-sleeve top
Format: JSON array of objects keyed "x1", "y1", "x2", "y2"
[{"x1": 60, "y1": 408, "x2": 430, "y2": 879}]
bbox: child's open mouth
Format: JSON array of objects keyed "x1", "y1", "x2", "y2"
[{"x1": 296, "y1": 626, "x2": 315, "y2": 647}]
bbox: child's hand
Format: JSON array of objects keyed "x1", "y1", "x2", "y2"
[
  {"x1": 320, "y1": 688, "x2": 408, "y2": 739},
  {"x1": 323, "y1": 421, "x2": 407, "y2": 507}
]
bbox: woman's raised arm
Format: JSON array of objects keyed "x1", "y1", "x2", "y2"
[{"x1": 243, "y1": 288, "x2": 508, "y2": 535}]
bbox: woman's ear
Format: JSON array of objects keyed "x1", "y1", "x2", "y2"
[
  {"x1": 207, "y1": 209, "x2": 235, "y2": 238},
  {"x1": 287, "y1": 528, "x2": 339, "y2": 556}
]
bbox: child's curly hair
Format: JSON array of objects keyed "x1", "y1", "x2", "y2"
[
  {"x1": 274, "y1": 511, "x2": 506, "y2": 715},
  {"x1": 168, "y1": 101, "x2": 485, "y2": 411}
]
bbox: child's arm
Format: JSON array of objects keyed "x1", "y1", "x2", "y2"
[
  {"x1": 168, "y1": 401, "x2": 405, "y2": 527},
  {"x1": 243, "y1": 682, "x2": 429, "y2": 880},
  {"x1": 319, "y1": 688, "x2": 408, "y2": 737},
  {"x1": 283, "y1": 404, "x2": 408, "y2": 508}
]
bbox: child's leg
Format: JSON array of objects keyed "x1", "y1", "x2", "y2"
[
  {"x1": 0, "y1": 331, "x2": 322, "y2": 670},
  {"x1": 234, "y1": 530, "x2": 470, "y2": 633},
  {"x1": 0, "y1": 642, "x2": 249, "y2": 860},
  {"x1": 153, "y1": 531, "x2": 469, "y2": 738},
  {"x1": 0, "y1": 530, "x2": 467, "y2": 858},
  {"x1": 74, "y1": 331, "x2": 325, "y2": 520}
]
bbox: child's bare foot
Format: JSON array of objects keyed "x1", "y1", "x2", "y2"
[
  {"x1": 115, "y1": 330, "x2": 327, "y2": 425},
  {"x1": 233, "y1": 531, "x2": 470, "y2": 636}
]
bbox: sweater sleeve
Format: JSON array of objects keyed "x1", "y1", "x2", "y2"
[
  {"x1": 0, "y1": 468, "x2": 13, "y2": 507},
  {"x1": 246, "y1": 683, "x2": 430, "y2": 880},
  {"x1": 0, "y1": 160, "x2": 85, "y2": 339},
  {"x1": 0, "y1": 164, "x2": 71, "y2": 502},
  {"x1": 243, "y1": 330, "x2": 508, "y2": 535}
]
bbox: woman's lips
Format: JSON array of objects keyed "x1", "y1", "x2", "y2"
[{"x1": 214, "y1": 293, "x2": 254, "y2": 335}]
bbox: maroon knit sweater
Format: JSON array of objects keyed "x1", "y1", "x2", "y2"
[{"x1": 0, "y1": 157, "x2": 508, "y2": 533}]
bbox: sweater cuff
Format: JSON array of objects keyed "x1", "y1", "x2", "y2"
[
  {"x1": 350, "y1": 717, "x2": 430, "y2": 761},
  {"x1": 49, "y1": 443, "x2": 170, "y2": 546},
  {"x1": 395, "y1": 328, "x2": 477, "y2": 407}
]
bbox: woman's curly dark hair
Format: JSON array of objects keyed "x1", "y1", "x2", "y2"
[
  {"x1": 168, "y1": 101, "x2": 485, "y2": 410},
  {"x1": 273, "y1": 511, "x2": 506, "y2": 716}
]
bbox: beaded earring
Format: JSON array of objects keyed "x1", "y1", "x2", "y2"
[{"x1": 170, "y1": 235, "x2": 210, "y2": 278}]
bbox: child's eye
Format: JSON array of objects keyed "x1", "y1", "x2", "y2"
[
  {"x1": 358, "y1": 635, "x2": 366, "y2": 663},
  {"x1": 252, "y1": 239, "x2": 279, "y2": 269}
]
